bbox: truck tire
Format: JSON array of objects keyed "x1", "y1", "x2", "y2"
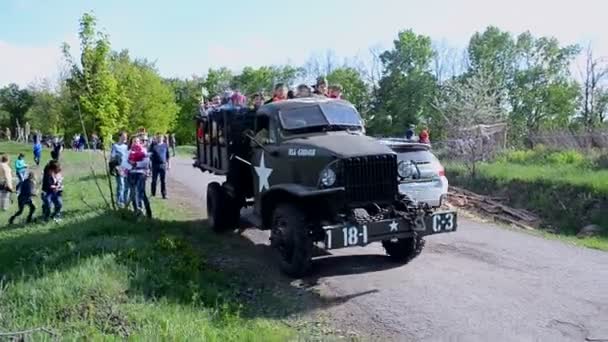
[
  {"x1": 206, "y1": 182, "x2": 233, "y2": 232},
  {"x1": 270, "y1": 204, "x2": 313, "y2": 277},
  {"x1": 382, "y1": 236, "x2": 425, "y2": 262}
]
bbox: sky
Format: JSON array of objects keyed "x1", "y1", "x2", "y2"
[{"x1": 1, "y1": 0, "x2": 607, "y2": 87}]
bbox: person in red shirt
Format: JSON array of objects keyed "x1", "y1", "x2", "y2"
[
  {"x1": 419, "y1": 128, "x2": 431, "y2": 144},
  {"x1": 265, "y1": 83, "x2": 288, "y2": 104}
]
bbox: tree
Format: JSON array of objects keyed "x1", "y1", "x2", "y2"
[
  {"x1": 467, "y1": 26, "x2": 516, "y2": 108},
  {"x1": 232, "y1": 65, "x2": 301, "y2": 96},
  {"x1": 509, "y1": 32, "x2": 580, "y2": 136},
  {"x1": 110, "y1": 50, "x2": 179, "y2": 134},
  {"x1": 579, "y1": 45, "x2": 608, "y2": 128},
  {"x1": 203, "y1": 67, "x2": 234, "y2": 97},
  {"x1": 433, "y1": 70, "x2": 507, "y2": 176},
  {"x1": 0, "y1": 83, "x2": 33, "y2": 128},
  {"x1": 63, "y1": 12, "x2": 126, "y2": 145},
  {"x1": 25, "y1": 80, "x2": 72, "y2": 136},
  {"x1": 167, "y1": 76, "x2": 205, "y2": 144},
  {"x1": 370, "y1": 30, "x2": 438, "y2": 136},
  {"x1": 327, "y1": 67, "x2": 370, "y2": 113}
]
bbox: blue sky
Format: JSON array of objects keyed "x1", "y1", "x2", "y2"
[{"x1": 1, "y1": 0, "x2": 607, "y2": 86}]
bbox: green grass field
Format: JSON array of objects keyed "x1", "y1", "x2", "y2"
[
  {"x1": 446, "y1": 148, "x2": 608, "y2": 251},
  {"x1": 0, "y1": 142, "x2": 293, "y2": 341}
]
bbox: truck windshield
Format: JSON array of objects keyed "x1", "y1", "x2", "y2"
[{"x1": 279, "y1": 103, "x2": 363, "y2": 132}]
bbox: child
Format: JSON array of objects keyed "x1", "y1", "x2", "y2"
[
  {"x1": 33, "y1": 139, "x2": 42, "y2": 166},
  {"x1": 8, "y1": 172, "x2": 36, "y2": 224},
  {"x1": 128, "y1": 141, "x2": 146, "y2": 165},
  {"x1": 41, "y1": 160, "x2": 63, "y2": 221},
  {"x1": 14, "y1": 153, "x2": 28, "y2": 192}
]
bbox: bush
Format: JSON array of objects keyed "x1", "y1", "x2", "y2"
[{"x1": 498, "y1": 148, "x2": 589, "y2": 167}]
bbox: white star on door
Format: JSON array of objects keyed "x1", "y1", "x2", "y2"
[
  {"x1": 254, "y1": 153, "x2": 273, "y2": 192},
  {"x1": 389, "y1": 220, "x2": 399, "y2": 232}
]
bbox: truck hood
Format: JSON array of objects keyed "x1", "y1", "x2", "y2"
[{"x1": 284, "y1": 132, "x2": 394, "y2": 158}]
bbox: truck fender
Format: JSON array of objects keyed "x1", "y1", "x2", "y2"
[{"x1": 260, "y1": 184, "x2": 344, "y2": 229}]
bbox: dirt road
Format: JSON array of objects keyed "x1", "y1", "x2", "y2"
[{"x1": 169, "y1": 156, "x2": 608, "y2": 341}]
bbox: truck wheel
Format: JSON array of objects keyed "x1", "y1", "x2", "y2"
[
  {"x1": 271, "y1": 204, "x2": 313, "y2": 277},
  {"x1": 382, "y1": 237, "x2": 425, "y2": 262},
  {"x1": 207, "y1": 182, "x2": 231, "y2": 232}
]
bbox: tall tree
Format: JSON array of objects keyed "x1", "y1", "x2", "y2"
[
  {"x1": 371, "y1": 30, "x2": 438, "y2": 135},
  {"x1": 167, "y1": 76, "x2": 205, "y2": 144},
  {"x1": 63, "y1": 12, "x2": 126, "y2": 144},
  {"x1": 327, "y1": 67, "x2": 370, "y2": 114},
  {"x1": 509, "y1": 32, "x2": 580, "y2": 135},
  {"x1": 110, "y1": 50, "x2": 179, "y2": 134},
  {"x1": 0, "y1": 83, "x2": 33, "y2": 128},
  {"x1": 579, "y1": 45, "x2": 608, "y2": 128},
  {"x1": 467, "y1": 26, "x2": 516, "y2": 107},
  {"x1": 203, "y1": 67, "x2": 234, "y2": 97},
  {"x1": 232, "y1": 65, "x2": 301, "y2": 96},
  {"x1": 25, "y1": 80, "x2": 72, "y2": 136}
]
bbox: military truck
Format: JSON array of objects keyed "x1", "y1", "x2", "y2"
[{"x1": 194, "y1": 97, "x2": 457, "y2": 276}]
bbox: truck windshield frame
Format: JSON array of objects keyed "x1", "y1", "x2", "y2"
[{"x1": 278, "y1": 103, "x2": 363, "y2": 132}]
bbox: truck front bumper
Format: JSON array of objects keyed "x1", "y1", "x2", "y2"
[{"x1": 323, "y1": 211, "x2": 457, "y2": 250}]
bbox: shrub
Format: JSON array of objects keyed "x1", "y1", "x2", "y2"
[{"x1": 546, "y1": 150, "x2": 586, "y2": 166}]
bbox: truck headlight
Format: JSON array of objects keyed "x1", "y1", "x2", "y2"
[
  {"x1": 398, "y1": 160, "x2": 415, "y2": 179},
  {"x1": 320, "y1": 167, "x2": 337, "y2": 187}
]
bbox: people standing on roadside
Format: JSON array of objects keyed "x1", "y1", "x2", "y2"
[
  {"x1": 150, "y1": 134, "x2": 170, "y2": 200},
  {"x1": 169, "y1": 133, "x2": 177, "y2": 157},
  {"x1": 14, "y1": 153, "x2": 28, "y2": 193},
  {"x1": 405, "y1": 124, "x2": 416, "y2": 141},
  {"x1": 78, "y1": 134, "x2": 86, "y2": 152},
  {"x1": 110, "y1": 131, "x2": 131, "y2": 208},
  {"x1": 91, "y1": 133, "x2": 99, "y2": 152},
  {"x1": 50, "y1": 137, "x2": 63, "y2": 161},
  {"x1": 33, "y1": 138, "x2": 42, "y2": 166},
  {"x1": 9, "y1": 172, "x2": 36, "y2": 225},
  {"x1": 419, "y1": 127, "x2": 430, "y2": 144},
  {"x1": 0, "y1": 155, "x2": 14, "y2": 211},
  {"x1": 41, "y1": 160, "x2": 63, "y2": 221},
  {"x1": 128, "y1": 137, "x2": 152, "y2": 218}
]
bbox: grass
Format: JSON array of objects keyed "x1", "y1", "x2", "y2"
[
  {"x1": 0, "y1": 142, "x2": 293, "y2": 341},
  {"x1": 446, "y1": 148, "x2": 608, "y2": 252}
]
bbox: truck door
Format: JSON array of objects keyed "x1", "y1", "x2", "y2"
[{"x1": 250, "y1": 115, "x2": 281, "y2": 215}]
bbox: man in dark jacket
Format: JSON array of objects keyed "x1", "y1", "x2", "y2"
[{"x1": 149, "y1": 134, "x2": 170, "y2": 199}]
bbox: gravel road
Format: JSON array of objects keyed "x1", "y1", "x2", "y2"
[{"x1": 169, "y1": 156, "x2": 608, "y2": 341}]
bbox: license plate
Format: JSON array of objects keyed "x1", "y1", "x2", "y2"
[
  {"x1": 424, "y1": 211, "x2": 457, "y2": 233},
  {"x1": 323, "y1": 212, "x2": 457, "y2": 250},
  {"x1": 325, "y1": 225, "x2": 369, "y2": 249}
]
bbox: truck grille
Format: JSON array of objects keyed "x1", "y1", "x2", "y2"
[{"x1": 339, "y1": 154, "x2": 398, "y2": 204}]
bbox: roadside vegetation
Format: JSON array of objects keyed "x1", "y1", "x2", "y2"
[
  {"x1": 0, "y1": 143, "x2": 293, "y2": 341},
  {"x1": 447, "y1": 147, "x2": 608, "y2": 251}
]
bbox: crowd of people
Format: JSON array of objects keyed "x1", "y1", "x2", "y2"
[
  {"x1": 198, "y1": 76, "x2": 344, "y2": 115},
  {"x1": 0, "y1": 128, "x2": 177, "y2": 225},
  {"x1": 0, "y1": 149, "x2": 64, "y2": 225},
  {"x1": 110, "y1": 130, "x2": 174, "y2": 218}
]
